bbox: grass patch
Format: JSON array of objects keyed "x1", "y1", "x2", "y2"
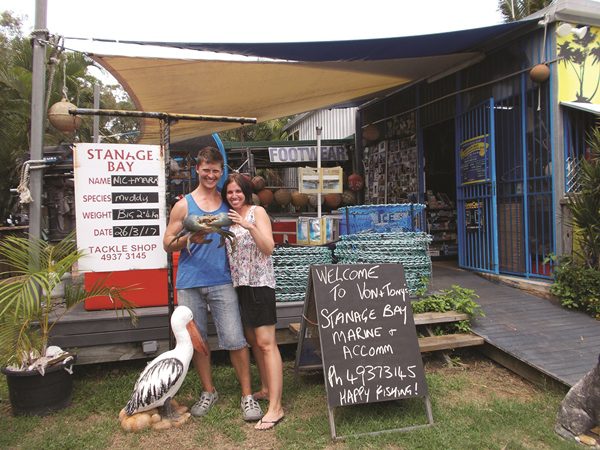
[{"x1": 0, "y1": 348, "x2": 581, "y2": 449}]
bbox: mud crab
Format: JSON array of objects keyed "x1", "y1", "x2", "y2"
[{"x1": 171, "y1": 212, "x2": 236, "y2": 253}]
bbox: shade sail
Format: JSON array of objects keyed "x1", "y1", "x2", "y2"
[
  {"x1": 117, "y1": 21, "x2": 535, "y2": 62},
  {"x1": 91, "y1": 20, "x2": 537, "y2": 144}
]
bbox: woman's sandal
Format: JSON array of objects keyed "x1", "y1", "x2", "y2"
[{"x1": 255, "y1": 416, "x2": 284, "y2": 431}]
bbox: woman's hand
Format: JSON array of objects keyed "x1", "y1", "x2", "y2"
[{"x1": 228, "y1": 209, "x2": 252, "y2": 229}]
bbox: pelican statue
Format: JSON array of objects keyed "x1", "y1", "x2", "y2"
[{"x1": 124, "y1": 305, "x2": 207, "y2": 418}]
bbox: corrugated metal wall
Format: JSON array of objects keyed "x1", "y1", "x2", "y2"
[
  {"x1": 358, "y1": 27, "x2": 556, "y2": 279},
  {"x1": 287, "y1": 108, "x2": 357, "y2": 140}
]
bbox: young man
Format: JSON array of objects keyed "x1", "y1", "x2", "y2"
[{"x1": 163, "y1": 146, "x2": 263, "y2": 422}]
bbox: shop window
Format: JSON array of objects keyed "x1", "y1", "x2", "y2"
[{"x1": 563, "y1": 108, "x2": 596, "y2": 193}]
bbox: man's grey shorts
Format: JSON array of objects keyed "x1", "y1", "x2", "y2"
[{"x1": 177, "y1": 283, "x2": 247, "y2": 350}]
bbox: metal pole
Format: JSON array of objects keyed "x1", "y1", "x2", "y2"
[
  {"x1": 93, "y1": 85, "x2": 100, "y2": 143},
  {"x1": 71, "y1": 108, "x2": 257, "y2": 124},
  {"x1": 28, "y1": 0, "x2": 48, "y2": 240},
  {"x1": 163, "y1": 119, "x2": 176, "y2": 350},
  {"x1": 316, "y1": 126, "x2": 322, "y2": 219}
]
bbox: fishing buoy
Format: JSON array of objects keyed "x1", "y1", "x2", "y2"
[
  {"x1": 324, "y1": 193, "x2": 342, "y2": 209},
  {"x1": 274, "y1": 189, "x2": 292, "y2": 207},
  {"x1": 341, "y1": 190, "x2": 356, "y2": 206},
  {"x1": 252, "y1": 176, "x2": 266, "y2": 192},
  {"x1": 257, "y1": 189, "x2": 274, "y2": 206},
  {"x1": 348, "y1": 173, "x2": 364, "y2": 191},
  {"x1": 529, "y1": 64, "x2": 550, "y2": 83},
  {"x1": 291, "y1": 191, "x2": 309, "y2": 209}
]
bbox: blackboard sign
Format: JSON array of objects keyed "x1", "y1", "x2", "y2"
[{"x1": 304, "y1": 263, "x2": 428, "y2": 409}]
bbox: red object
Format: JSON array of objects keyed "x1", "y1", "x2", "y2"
[
  {"x1": 257, "y1": 189, "x2": 274, "y2": 206},
  {"x1": 272, "y1": 219, "x2": 297, "y2": 244},
  {"x1": 324, "y1": 193, "x2": 342, "y2": 209},
  {"x1": 84, "y1": 252, "x2": 180, "y2": 310},
  {"x1": 348, "y1": 173, "x2": 364, "y2": 191},
  {"x1": 531, "y1": 259, "x2": 552, "y2": 277},
  {"x1": 529, "y1": 64, "x2": 550, "y2": 83},
  {"x1": 252, "y1": 176, "x2": 266, "y2": 192}
]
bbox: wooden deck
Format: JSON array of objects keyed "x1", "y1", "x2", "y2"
[
  {"x1": 52, "y1": 301, "x2": 305, "y2": 365},
  {"x1": 430, "y1": 261, "x2": 600, "y2": 387},
  {"x1": 52, "y1": 260, "x2": 600, "y2": 387}
]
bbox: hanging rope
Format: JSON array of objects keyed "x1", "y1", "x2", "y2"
[
  {"x1": 61, "y1": 48, "x2": 69, "y2": 100},
  {"x1": 44, "y1": 35, "x2": 65, "y2": 114},
  {"x1": 17, "y1": 162, "x2": 33, "y2": 204}
]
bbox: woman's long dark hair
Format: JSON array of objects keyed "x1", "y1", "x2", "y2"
[{"x1": 221, "y1": 173, "x2": 253, "y2": 206}]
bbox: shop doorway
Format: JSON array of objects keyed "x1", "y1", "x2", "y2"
[
  {"x1": 455, "y1": 99, "x2": 499, "y2": 274},
  {"x1": 423, "y1": 119, "x2": 458, "y2": 259}
]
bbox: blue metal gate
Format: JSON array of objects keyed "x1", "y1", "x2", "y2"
[{"x1": 456, "y1": 99, "x2": 499, "y2": 273}]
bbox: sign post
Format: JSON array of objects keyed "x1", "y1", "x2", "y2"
[{"x1": 295, "y1": 263, "x2": 433, "y2": 440}]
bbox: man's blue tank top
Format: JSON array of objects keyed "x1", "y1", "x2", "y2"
[{"x1": 176, "y1": 195, "x2": 232, "y2": 289}]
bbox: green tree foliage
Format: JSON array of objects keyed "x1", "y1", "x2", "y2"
[
  {"x1": 567, "y1": 127, "x2": 600, "y2": 270},
  {"x1": 0, "y1": 12, "x2": 30, "y2": 221},
  {"x1": 0, "y1": 10, "x2": 139, "y2": 221},
  {"x1": 551, "y1": 263, "x2": 600, "y2": 317},
  {"x1": 551, "y1": 127, "x2": 600, "y2": 317},
  {"x1": 219, "y1": 116, "x2": 291, "y2": 142},
  {"x1": 498, "y1": 0, "x2": 552, "y2": 22}
]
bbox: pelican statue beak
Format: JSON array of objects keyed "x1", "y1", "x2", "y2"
[{"x1": 186, "y1": 320, "x2": 208, "y2": 356}]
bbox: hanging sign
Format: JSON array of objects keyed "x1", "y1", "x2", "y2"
[
  {"x1": 268, "y1": 146, "x2": 348, "y2": 163},
  {"x1": 73, "y1": 143, "x2": 167, "y2": 272},
  {"x1": 459, "y1": 134, "x2": 489, "y2": 185}
]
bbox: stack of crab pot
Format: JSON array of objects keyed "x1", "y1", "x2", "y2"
[{"x1": 271, "y1": 245, "x2": 333, "y2": 302}]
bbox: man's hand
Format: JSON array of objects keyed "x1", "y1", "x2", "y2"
[{"x1": 188, "y1": 230, "x2": 209, "y2": 244}]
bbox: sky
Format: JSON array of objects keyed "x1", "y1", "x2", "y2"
[
  {"x1": 5, "y1": 0, "x2": 507, "y2": 45},
  {"x1": 2, "y1": 0, "x2": 507, "y2": 81}
]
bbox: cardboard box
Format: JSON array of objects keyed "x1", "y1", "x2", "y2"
[
  {"x1": 296, "y1": 217, "x2": 310, "y2": 244},
  {"x1": 321, "y1": 167, "x2": 343, "y2": 194},
  {"x1": 326, "y1": 215, "x2": 340, "y2": 242},
  {"x1": 309, "y1": 217, "x2": 324, "y2": 245},
  {"x1": 296, "y1": 216, "x2": 339, "y2": 245},
  {"x1": 298, "y1": 167, "x2": 320, "y2": 193},
  {"x1": 298, "y1": 166, "x2": 343, "y2": 194}
]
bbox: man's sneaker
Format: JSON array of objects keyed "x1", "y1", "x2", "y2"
[
  {"x1": 241, "y1": 394, "x2": 263, "y2": 421},
  {"x1": 191, "y1": 390, "x2": 218, "y2": 417}
]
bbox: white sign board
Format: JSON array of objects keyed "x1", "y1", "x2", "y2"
[
  {"x1": 73, "y1": 143, "x2": 167, "y2": 272},
  {"x1": 268, "y1": 146, "x2": 348, "y2": 163}
]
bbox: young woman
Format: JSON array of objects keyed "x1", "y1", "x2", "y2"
[{"x1": 222, "y1": 173, "x2": 284, "y2": 430}]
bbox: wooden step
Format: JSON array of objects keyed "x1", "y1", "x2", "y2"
[
  {"x1": 413, "y1": 311, "x2": 470, "y2": 325},
  {"x1": 294, "y1": 332, "x2": 485, "y2": 371},
  {"x1": 418, "y1": 333, "x2": 484, "y2": 352},
  {"x1": 288, "y1": 311, "x2": 470, "y2": 338}
]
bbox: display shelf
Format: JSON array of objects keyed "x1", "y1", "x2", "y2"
[{"x1": 426, "y1": 191, "x2": 457, "y2": 258}]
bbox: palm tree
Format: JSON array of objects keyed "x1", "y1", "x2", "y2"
[
  {"x1": 498, "y1": 0, "x2": 552, "y2": 22},
  {"x1": 220, "y1": 116, "x2": 291, "y2": 142},
  {"x1": 0, "y1": 10, "x2": 140, "y2": 221}
]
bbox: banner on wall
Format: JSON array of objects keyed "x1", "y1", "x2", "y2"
[
  {"x1": 557, "y1": 25, "x2": 600, "y2": 104},
  {"x1": 73, "y1": 143, "x2": 167, "y2": 272}
]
